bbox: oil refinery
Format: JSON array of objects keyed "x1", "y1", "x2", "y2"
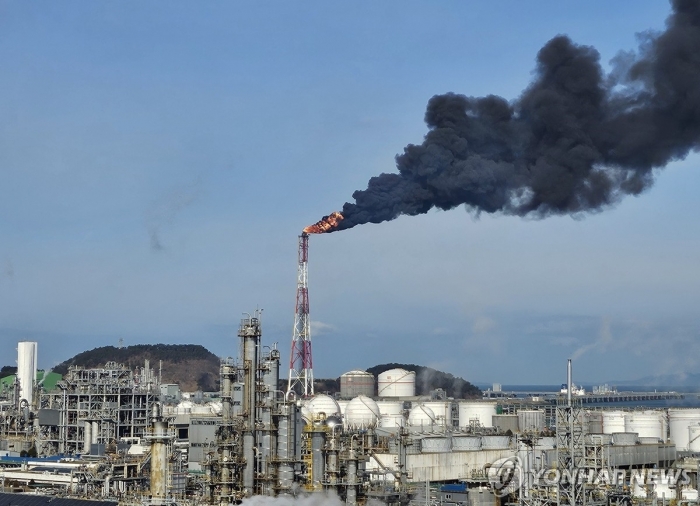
[{"x1": 1, "y1": 235, "x2": 700, "y2": 506}]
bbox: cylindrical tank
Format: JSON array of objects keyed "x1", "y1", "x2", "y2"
[
  {"x1": 422, "y1": 401, "x2": 453, "y2": 427},
  {"x1": 689, "y1": 424, "x2": 700, "y2": 452},
  {"x1": 17, "y1": 341, "x2": 38, "y2": 407},
  {"x1": 408, "y1": 404, "x2": 436, "y2": 428},
  {"x1": 625, "y1": 411, "x2": 664, "y2": 439},
  {"x1": 669, "y1": 409, "x2": 700, "y2": 451},
  {"x1": 306, "y1": 394, "x2": 341, "y2": 420},
  {"x1": 452, "y1": 436, "x2": 482, "y2": 451},
  {"x1": 481, "y1": 435, "x2": 510, "y2": 449},
  {"x1": 517, "y1": 410, "x2": 545, "y2": 432},
  {"x1": 612, "y1": 432, "x2": 638, "y2": 446},
  {"x1": 344, "y1": 395, "x2": 381, "y2": 430},
  {"x1": 492, "y1": 414, "x2": 519, "y2": 433},
  {"x1": 376, "y1": 400, "x2": 404, "y2": 428},
  {"x1": 458, "y1": 401, "x2": 498, "y2": 428},
  {"x1": 585, "y1": 411, "x2": 603, "y2": 434},
  {"x1": 92, "y1": 421, "x2": 99, "y2": 445},
  {"x1": 377, "y1": 369, "x2": 415, "y2": 397},
  {"x1": 83, "y1": 421, "x2": 92, "y2": 454},
  {"x1": 340, "y1": 370, "x2": 375, "y2": 398},
  {"x1": 420, "y1": 436, "x2": 451, "y2": 453},
  {"x1": 602, "y1": 411, "x2": 626, "y2": 434}
]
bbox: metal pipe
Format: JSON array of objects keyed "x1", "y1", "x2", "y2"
[{"x1": 567, "y1": 358, "x2": 572, "y2": 406}]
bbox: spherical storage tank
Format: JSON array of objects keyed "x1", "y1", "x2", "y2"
[
  {"x1": 624, "y1": 411, "x2": 664, "y2": 440},
  {"x1": 408, "y1": 404, "x2": 436, "y2": 428},
  {"x1": 377, "y1": 369, "x2": 415, "y2": 398},
  {"x1": 340, "y1": 370, "x2": 375, "y2": 398},
  {"x1": 458, "y1": 401, "x2": 497, "y2": 428},
  {"x1": 602, "y1": 411, "x2": 626, "y2": 434},
  {"x1": 344, "y1": 395, "x2": 381, "y2": 429},
  {"x1": 306, "y1": 394, "x2": 341, "y2": 421},
  {"x1": 669, "y1": 409, "x2": 700, "y2": 450},
  {"x1": 422, "y1": 401, "x2": 453, "y2": 427}
]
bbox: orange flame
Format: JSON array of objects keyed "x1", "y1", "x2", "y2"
[{"x1": 303, "y1": 211, "x2": 344, "y2": 234}]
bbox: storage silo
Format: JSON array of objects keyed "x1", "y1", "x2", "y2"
[
  {"x1": 344, "y1": 395, "x2": 381, "y2": 430},
  {"x1": 340, "y1": 370, "x2": 375, "y2": 398},
  {"x1": 17, "y1": 341, "x2": 38, "y2": 406},
  {"x1": 377, "y1": 369, "x2": 415, "y2": 397},
  {"x1": 669, "y1": 409, "x2": 700, "y2": 451},
  {"x1": 458, "y1": 401, "x2": 498, "y2": 428}
]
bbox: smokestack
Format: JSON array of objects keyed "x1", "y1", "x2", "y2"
[{"x1": 307, "y1": 0, "x2": 700, "y2": 233}]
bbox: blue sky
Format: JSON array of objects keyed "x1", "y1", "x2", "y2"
[{"x1": 2, "y1": 1, "x2": 699, "y2": 384}]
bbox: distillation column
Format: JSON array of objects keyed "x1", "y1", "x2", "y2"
[
  {"x1": 259, "y1": 346, "x2": 280, "y2": 495},
  {"x1": 239, "y1": 314, "x2": 261, "y2": 496},
  {"x1": 219, "y1": 361, "x2": 237, "y2": 500},
  {"x1": 150, "y1": 403, "x2": 169, "y2": 504}
]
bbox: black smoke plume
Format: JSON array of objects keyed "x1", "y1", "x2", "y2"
[{"x1": 332, "y1": 0, "x2": 700, "y2": 232}]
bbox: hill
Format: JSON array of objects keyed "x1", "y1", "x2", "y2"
[
  {"x1": 366, "y1": 363, "x2": 482, "y2": 399},
  {"x1": 53, "y1": 344, "x2": 220, "y2": 392}
]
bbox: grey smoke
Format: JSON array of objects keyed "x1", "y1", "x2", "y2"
[
  {"x1": 145, "y1": 178, "x2": 201, "y2": 251},
  {"x1": 333, "y1": 0, "x2": 700, "y2": 231}
]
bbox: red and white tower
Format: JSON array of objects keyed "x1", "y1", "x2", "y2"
[{"x1": 287, "y1": 233, "x2": 314, "y2": 397}]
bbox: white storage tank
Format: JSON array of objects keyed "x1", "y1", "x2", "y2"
[
  {"x1": 377, "y1": 369, "x2": 415, "y2": 397},
  {"x1": 408, "y1": 404, "x2": 436, "y2": 428},
  {"x1": 340, "y1": 370, "x2": 375, "y2": 398},
  {"x1": 452, "y1": 436, "x2": 482, "y2": 451},
  {"x1": 422, "y1": 401, "x2": 453, "y2": 427},
  {"x1": 602, "y1": 411, "x2": 626, "y2": 434},
  {"x1": 624, "y1": 411, "x2": 664, "y2": 439},
  {"x1": 612, "y1": 432, "x2": 638, "y2": 446},
  {"x1": 376, "y1": 400, "x2": 405, "y2": 429},
  {"x1": 517, "y1": 410, "x2": 545, "y2": 432},
  {"x1": 585, "y1": 411, "x2": 604, "y2": 434},
  {"x1": 344, "y1": 395, "x2": 381, "y2": 430},
  {"x1": 458, "y1": 401, "x2": 497, "y2": 428},
  {"x1": 669, "y1": 409, "x2": 700, "y2": 451},
  {"x1": 689, "y1": 424, "x2": 700, "y2": 452},
  {"x1": 337, "y1": 400, "x2": 350, "y2": 416},
  {"x1": 420, "y1": 436, "x2": 451, "y2": 453},
  {"x1": 306, "y1": 394, "x2": 341, "y2": 420},
  {"x1": 17, "y1": 341, "x2": 38, "y2": 406}
]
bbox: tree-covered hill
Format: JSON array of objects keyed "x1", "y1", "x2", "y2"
[{"x1": 53, "y1": 344, "x2": 220, "y2": 392}]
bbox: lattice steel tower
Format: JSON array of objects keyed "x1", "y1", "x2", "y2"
[{"x1": 287, "y1": 233, "x2": 314, "y2": 397}]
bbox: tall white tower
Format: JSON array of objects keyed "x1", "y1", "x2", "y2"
[{"x1": 17, "y1": 341, "x2": 38, "y2": 406}]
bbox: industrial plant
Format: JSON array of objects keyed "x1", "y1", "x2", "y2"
[{"x1": 0, "y1": 234, "x2": 699, "y2": 506}]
